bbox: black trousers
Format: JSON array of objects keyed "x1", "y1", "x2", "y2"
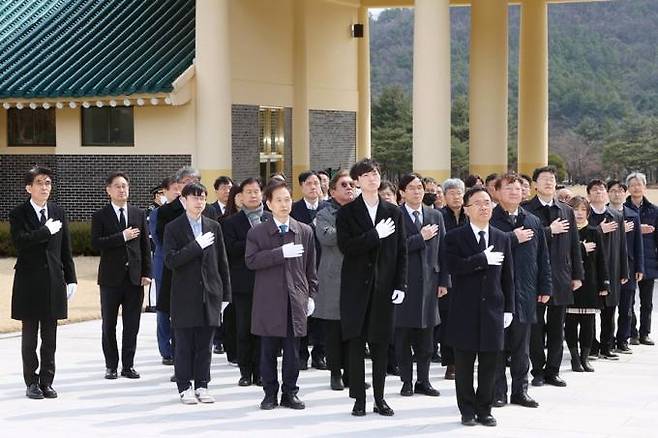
[
  {"x1": 631, "y1": 279, "x2": 655, "y2": 338},
  {"x1": 565, "y1": 313, "x2": 594, "y2": 350},
  {"x1": 530, "y1": 303, "x2": 565, "y2": 378},
  {"x1": 494, "y1": 319, "x2": 531, "y2": 399},
  {"x1": 100, "y1": 278, "x2": 144, "y2": 370},
  {"x1": 174, "y1": 326, "x2": 215, "y2": 393},
  {"x1": 599, "y1": 305, "x2": 617, "y2": 352},
  {"x1": 219, "y1": 303, "x2": 237, "y2": 361},
  {"x1": 616, "y1": 283, "x2": 635, "y2": 346},
  {"x1": 454, "y1": 349, "x2": 498, "y2": 418},
  {"x1": 234, "y1": 294, "x2": 260, "y2": 379},
  {"x1": 348, "y1": 337, "x2": 387, "y2": 402},
  {"x1": 299, "y1": 316, "x2": 325, "y2": 364},
  {"x1": 260, "y1": 305, "x2": 300, "y2": 397},
  {"x1": 394, "y1": 326, "x2": 433, "y2": 384},
  {"x1": 324, "y1": 319, "x2": 349, "y2": 379},
  {"x1": 438, "y1": 295, "x2": 454, "y2": 366},
  {"x1": 22, "y1": 318, "x2": 57, "y2": 386}
]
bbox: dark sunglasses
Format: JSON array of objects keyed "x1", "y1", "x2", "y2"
[{"x1": 340, "y1": 181, "x2": 355, "y2": 188}]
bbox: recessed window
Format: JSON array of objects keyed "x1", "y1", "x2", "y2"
[
  {"x1": 259, "y1": 106, "x2": 285, "y2": 181},
  {"x1": 7, "y1": 108, "x2": 56, "y2": 146},
  {"x1": 82, "y1": 107, "x2": 134, "y2": 146}
]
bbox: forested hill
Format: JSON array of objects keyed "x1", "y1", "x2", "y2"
[{"x1": 369, "y1": 0, "x2": 658, "y2": 182}]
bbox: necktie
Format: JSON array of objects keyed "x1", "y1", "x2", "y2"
[
  {"x1": 308, "y1": 208, "x2": 317, "y2": 221},
  {"x1": 279, "y1": 224, "x2": 288, "y2": 235},
  {"x1": 39, "y1": 209, "x2": 47, "y2": 225},
  {"x1": 509, "y1": 214, "x2": 517, "y2": 226},
  {"x1": 119, "y1": 207, "x2": 127, "y2": 229},
  {"x1": 413, "y1": 210, "x2": 422, "y2": 231},
  {"x1": 478, "y1": 230, "x2": 486, "y2": 251}
]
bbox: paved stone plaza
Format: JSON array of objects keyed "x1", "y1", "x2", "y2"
[{"x1": 1, "y1": 290, "x2": 658, "y2": 438}]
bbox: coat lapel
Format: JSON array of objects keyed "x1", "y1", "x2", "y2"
[
  {"x1": 24, "y1": 200, "x2": 41, "y2": 230},
  {"x1": 354, "y1": 195, "x2": 376, "y2": 231},
  {"x1": 464, "y1": 222, "x2": 482, "y2": 255}
]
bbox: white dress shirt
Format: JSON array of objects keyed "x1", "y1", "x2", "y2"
[
  {"x1": 30, "y1": 199, "x2": 48, "y2": 221},
  {"x1": 404, "y1": 204, "x2": 423, "y2": 225},
  {"x1": 111, "y1": 202, "x2": 128, "y2": 225}
]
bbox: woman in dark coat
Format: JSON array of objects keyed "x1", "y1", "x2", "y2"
[{"x1": 565, "y1": 196, "x2": 609, "y2": 373}]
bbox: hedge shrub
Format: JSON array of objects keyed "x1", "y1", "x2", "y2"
[{"x1": 0, "y1": 222, "x2": 98, "y2": 257}]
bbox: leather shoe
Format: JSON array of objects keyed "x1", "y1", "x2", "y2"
[
  {"x1": 213, "y1": 344, "x2": 224, "y2": 354},
  {"x1": 260, "y1": 394, "x2": 278, "y2": 410},
  {"x1": 254, "y1": 376, "x2": 263, "y2": 387},
  {"x1": 373, "y1": 399, "x2": 394, "y2": 416},
  {"x1": 444, "y1": 365, "x2": 456, "y2": 380},
  {"x1": 640, "y1": 336, "x2": 655, "y2": 346},
  {"x1": 299, "y1": 361, "x2": 308, "y2": 371},
  {"x1": 39, "y1": 384, "x2": 58, "y2": 399},
  {"x1": 477, "y1": 414, "x2": 497, "y2": 427},
  {"x1": 162, "y1": 357, "x2": 174, "y2": 366},
  {"x1": 121, "y1": 368, "x2": 140, "y2": 379},
  {"x1": 330, "y1": 373, "x2": 344, "y2": 391},
  {"x1": 544, "y1": 375, "x2": 566, "y2": 387},
  {"x1": 312, "y1": 358, "x2": 328, "y2": 370},
  {"x1": 630, "y1": 336, "x2": 640, "y2": 345},
  {"x1": 510, "y1": 392, "x2": 539, "y2": 408},
  {"x1": 280, "y1": 393, "x2": 305, "y2": 410},
  {"x1": 352, "y1": 399, "x2": 366, "y2": 417},
  {"x1": 26, "y1": 383, "x2": 44, "y2": 399},
  {"x1": 600, "y1": 350, "x2": 620, "y2": 360},
  {"x1": 531, "y1": 376, "x2": 544, "y2": 387},
  {"x1": 461, "y1": 416, "x2": 477, "y2": 426},
  {"x1": 170, "y1": 374, "x2": 177, "y2": 382},
  {"x1": 431, "y1": 351, "x2": 441, "y2": 363},
  {"x1": 492, "y1": 397, "x2": 507, "y2": 407},
  {"x1": 414, "y1": 382, "x2": 440, "y2": 397},
  {"x1": 386, "y1": 365, "x2": 399, "y2": 376},
  {"x1": 615, "y1": 344, "x2": 633, "y2": 354},
  {"x1": 400, "y1": 382, "x2": 413, "y2": 397},
  {"x1": 238, "y1": 376, "x2": 252, "y2": 387},
  {"x1": 105, "y1": 368, "x2": 118, "y2": 380}
]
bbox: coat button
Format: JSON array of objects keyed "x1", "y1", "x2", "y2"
[{"x1": 482, "y1": 298, "x2": 486, "y2": 302}]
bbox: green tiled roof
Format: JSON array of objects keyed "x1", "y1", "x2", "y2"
[{"x1": 0, "y1": 0, "x2": 195, "y2": 99}]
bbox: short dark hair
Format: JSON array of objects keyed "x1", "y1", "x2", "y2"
[
  {"x1": 24, "y1": 166, "x2": 53, "y2": 185},
  {"x1": 160, "y1": 175, "x2": 177, "y2": 190},
  {"x1": 317, "y1": 170, "x2": 330, "y2": 179},
  {"x1": 240, "y1": 177, "x2": 263, "y2": 191},
  {"x1": 520, "y1": 174, "x2": 532, "y2": 185},
  {"x1": 181, "y1": 182, "x2": 208, "y2": 198},
  {"x1": 485, "y1": 173, "x2": 500, "y2": 185},
  {"x1": 568, "y1": 195, "x2": 590, "y2": 216},
  {"x1": 398, "y1": 173, "x2": 424, "y2": 192},
  {"x1": 494, "y1": 173, "x2": 522, "y2": 190},
  {"x1": 105, "y1": 171, "x2": 130, "y2": 187},
  {"x1": 264, "y1": 180, "x2": 290, "y2": 201},
  {"x1": 298, "y1": 170, "x2": 319, "y2": 186},
  {"x1": 350, "y1": 158, "x2": 380, "y2": 180},
  {"x1": 213, "y1": 176, "x2": 233, "y2": 191},
  {"x1": 532, "y1": 166, "x2": 557, "y2": 182},
  {"x1": 586, "y1": 179, "x2": 606, "y2": 194},
  {"x1": 463, "y1": 186, "x2": 491, "y2": 206},
  {"x1": 607, "y1": 179, "x2": 626, "y2": 192},
  {"x1": 464, "y1": 174, "x2": 483, "y2": 189}
]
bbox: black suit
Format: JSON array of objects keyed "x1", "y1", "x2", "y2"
[
  {"x1": 10, "y1": 200, "x2": 77, "y2": 386},
  {"x1": 92, "y1": 204, "x2": 152, "y2": 370}
]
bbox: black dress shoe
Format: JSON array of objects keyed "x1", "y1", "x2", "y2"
[
  {"x1": 254, "y1": 376, "x2": 263, "y2": 387},
  {"x1": 630, "y1": 336, "x2": 640, "y2": 345},
  {"x1": 431, "y1": 351, "x2": 441, "y2": 363},
  {"x1": 400, "y1": 382, "x2": 413, "y2": 397},
  {"x1": 600, "y1": 350, "x2": 620, "y2": 360},
  {"x1": 299, "y1": 361, "x2": 308, "y2": 371},
  {"x1": 39, "y1": 384, "x2": 58, "y2": 399},
  {"x1": 544, "y1": 375, "x2": 566, "y2": 387},
  {"x1": 26, "y1": 383, "x2": 44, "y2": 399},
  {"x1": 312, "y1": 358, "x2": 328, "y2": 370},
  {"x1": 640, "y1": 336, "x2": 655, "y2": 345},
  {"x1": 510, "y1": 392, "x2": 539, "y2": 408},
  {"x1": 531, "y1": 376, "x2": 544, "y2": 387},
  {"x1": 260, "y1": 394, "x2": 278, "y2": 410},
  {"x1": 105, "y1": 368, "x2": 118, "y2": 380},
  {"x1": 492, "y1": 397, "x2": 507, "y2": 407},
  {"x1": 162, "y1": 357, "x2": 174, "y2": 366},
  {"x1": 330, "y1": 373, "x2": 344, "y2": 391},
  {"x1": 352, "y1": 399, "x2": 366, "y2": 416},
  {"x1": 238, "y1": 376, "x2": 252, "y2": 386},
  {"x1": 386, "y1": 365, "x2": 399, "y2": 376},
  {"x1": 213, "y1": 344, "x2": 225, "y2": 354},
  {"x1": 615, "y1": 344, "x2": 633, "y2": 354},
  {"x1": 476, "y1": 414, "x2": 497, "y2": 427},
  {"x1": 280, "y1": 393, "x2": 305, "y2": 410},
  {"x1": 170, "y1": 374, "x2": 177, "y2": 382},
  {"x1": 414, "y1": 382, "x2": 440, "y2": 397},
  {"x1": 461, "y1": 416, "x2": 477, "y2": 426},
  {"x1": 444, "y1": 365, "x2": 456, "y2": 380},
  {"x1": 373, "y1": 399, "x2": 394, "y2": 416},
  {"x1": 121, "y1": 368, "x2": 140, "y2": 379}
]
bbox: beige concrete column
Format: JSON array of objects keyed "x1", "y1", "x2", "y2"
[
  {"x1": 469, "y1": 0, "x2": 508, "y2": 177},
  {"x1": 413, "y1": 0, "x2": 451, "y2": 182},
  {"x1": 292, "y1": 0, "x2": 310, "y2": 199},
  {"x1": 357, "y1": 6, "x2": 371, "y2": 161},
  {"x1": 518, "y1": 0, "x2": 548, "y2": 176},
  {"x1": 195, "y1": 0, "x2": 231, "y2": 197}
]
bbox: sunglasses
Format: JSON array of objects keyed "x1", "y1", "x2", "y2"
[{"x1": 340, "y1": 181, "x2": 355, "y2": 188}]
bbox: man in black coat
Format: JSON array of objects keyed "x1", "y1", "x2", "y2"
[
  {"x1": 10, "y1": 166, "x2": 77, "y2": 399},
  {"x1": 445, "y1": 186, "x2": 514, "y2": 427},
  {"x1": 164, "y1": 182, "x2": 232, "y2": 404},
  {"x1": 221, "y1": 177, "x2": 272, "y2": 387},
  {"x1": 395, "y1": 173, "x2": 448, "y2": 398},
  {"x1": 91, "y1": 172, "x2": 152, "y2": 380},
  {"x1": 290, "y1": 170, "x2": 328, "y2": 370},
  {"x1": 336, "y1": 158, "x2": 407, "y2": 417},
  {"x1": 491, "y1": 174, "x2": 551, "y2": 409},
  {"x1": 524, "y1": 166, "x2": 584, "y2": 388}
]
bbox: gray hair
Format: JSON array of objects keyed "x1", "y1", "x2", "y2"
[
  {"x1": 175, "y1": 166, "x2": 201, "y2": 183},
  {"x1": 443, "y1": 178, "x2": 465, "y2": 193},
  {"x1": 626, "y1": 172, "x2": 647, "y2": 187}
]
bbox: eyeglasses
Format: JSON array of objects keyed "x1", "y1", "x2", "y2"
[
  {"x1": 340, "y1": 181, "x2": 355, "y2": 189},
  {"x1": 465, "y1": 200, "x2": 492, "y2": 209}
]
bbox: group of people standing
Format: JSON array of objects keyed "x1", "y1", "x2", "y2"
[{"x1": 9, "y1": 160, "x2": 657, "y2": 428}]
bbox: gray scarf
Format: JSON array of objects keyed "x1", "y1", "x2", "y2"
[{"x1": 243, "y1": 204, "x2": 265, "y2": 227}]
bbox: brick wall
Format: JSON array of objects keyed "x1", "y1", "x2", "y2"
[
  {"x1": 0, "y1": 154, "x2": 191, "y2": 221},
  {"x1": 309, "y1": 110, "x2": 356, "y2": 174},
  {"x1": 231, "y1": 105, "x2": 260, "y2": 184}
]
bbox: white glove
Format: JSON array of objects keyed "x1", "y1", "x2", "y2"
[
  {"x1": 483, "y1": 245, "x2": 504, "y2": 266},
  {"x1": 504, "y1": 312, "x2": 513, "y2": 328},
  {"x1": 221, "y1": 301, "x2": 229, "y2": 312},
  {"x1": 66, "y1": 283, "x2": 77, "y2": 300},
  {"x1": 306, "y1": 297, "x2": 315, "y2": 316},
  {"x1": 375, "y1": 218, "x2": 395, "y2": 239},
  {"x1": 282, "y1": 242, "x2": 304, "y2": 258},
  {"x1": 195, "y1": 231, "x2": 215, "y2": 249},
  {"x1": 44, "y1": 218, "x2": 62, "y2": 235},
  {"x1": 391, "y1": 289, "x2": 405, "y2": 304}
]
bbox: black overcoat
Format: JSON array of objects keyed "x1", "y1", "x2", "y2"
[
  {"x1": 623, "y1": 205, "x2": 644, "y2": 288},
  {"x1": 571, "y1": 225, "x2": 609, "y2": 309}
]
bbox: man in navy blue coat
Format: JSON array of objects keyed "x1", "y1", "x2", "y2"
[{"x1": 445, "y1": 186, "x2": 514, "y2": 427}]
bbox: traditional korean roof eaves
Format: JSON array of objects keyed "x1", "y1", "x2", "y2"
[{"x1": 0, "y1": 0, "x2": 195, "y2": 99}]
